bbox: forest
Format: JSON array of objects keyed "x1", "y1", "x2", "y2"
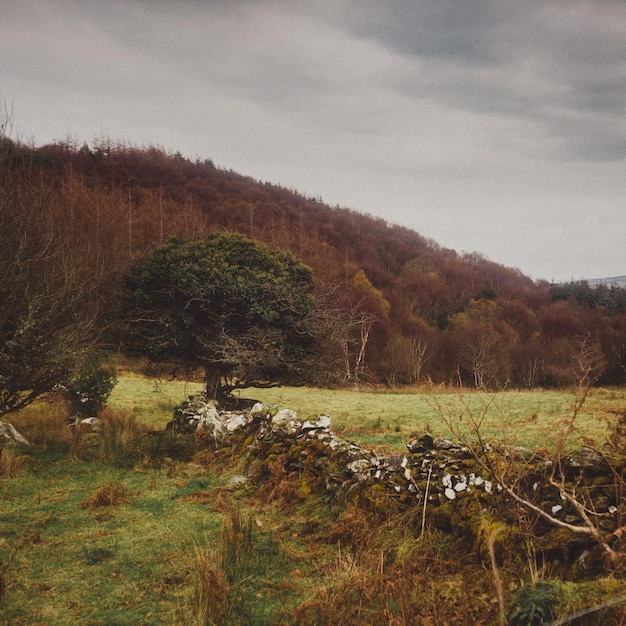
[{"x1": 2, "y1": 131, "x2": 626, "y2": 392}]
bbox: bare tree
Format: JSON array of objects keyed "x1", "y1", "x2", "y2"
[
  {"x1": 0, "y1": 118, "x2": 97, "y2": 416},
  {"x1": 429, "y1": 340, "x2": 624, "y2": 569}
]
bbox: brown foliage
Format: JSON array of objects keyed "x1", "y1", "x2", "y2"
[
  {"x1": 82, "y1": 480, "x2": 137, "y2": 509},
  {"x1": 2, "y1": 135, "x2": 625, "y2": 388}
]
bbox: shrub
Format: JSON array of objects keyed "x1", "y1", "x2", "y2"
[
  {"x1": 509, "y1": 581, "x2": 557, "y2": 625},
  {"x1": 63, "y1": 354, "x2": 117, "y2": 417}
]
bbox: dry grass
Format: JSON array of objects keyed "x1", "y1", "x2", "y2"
[
  {"x1": 187, "y1": 542, "x2": 232, "y2": 626},
  {"x1": 184, "y1": 499, "x2": 271, "y2": 625},
  {"x1": 7, "y1": 395, "x2": 73, "y2": 451},
  {"x1": 0, "y1": 447, "x2": 31, "y2": 478},
  {"x1": 81, "y1": 479, "x2": 137, "y2": 509}
]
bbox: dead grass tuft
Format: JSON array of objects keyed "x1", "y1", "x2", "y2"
[
  {"x1": 188, "y1": 542, "x2": 232, "y2": 625},
  {"x1": 0, "y1": 447, "x2": 32, "y2": 477},
  {"x1": 100, "y1": 407, "x2": 147, "y2": 442},
  {"x1": 255, "y1": 455, "x2": 302, "y2": 508},
  {"x1": 82, "y1": 480, "x2": 137, "y2": 509}
]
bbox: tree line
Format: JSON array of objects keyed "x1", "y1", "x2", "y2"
[{"x1": 2, "y1": 127, "x2": 626, "y2": 414}]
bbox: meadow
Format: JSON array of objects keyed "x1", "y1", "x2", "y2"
[
  {"x1": 2, "y1": 375, "x2": 626, "y2": 624},
  {"x1": 110, "y1": 373, "x2": 626, "y2": 452}
]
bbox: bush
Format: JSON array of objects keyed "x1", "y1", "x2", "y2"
[
  {"x1": 63, "y1": 354, "x2": 117, "y2": 417},
  {"x1": 509, "y1": 581, "x2": 557, "y2": 625}
]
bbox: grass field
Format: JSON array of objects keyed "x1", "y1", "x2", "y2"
[
  {"x1": 110, "y1": 373, "x2": 626, "y2": 452},
  {"x1": 2, "y1": 375, "x2": 626, "y2": 624}
]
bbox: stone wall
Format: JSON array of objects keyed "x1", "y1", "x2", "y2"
[{"x1": 168, "y1": 395, "x2": 626, "y2": 578}]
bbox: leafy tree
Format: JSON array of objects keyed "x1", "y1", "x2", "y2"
[
  {"x1": 446, "y1": 299, "x2": 518, "y2": 388},
  {"x1": 124, "y1": 234, "x2": 315, "y2": 404}
]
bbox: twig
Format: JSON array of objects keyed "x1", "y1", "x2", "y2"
[{"x1": 419, "y1": 465, "x2": 432, "y2": 545}]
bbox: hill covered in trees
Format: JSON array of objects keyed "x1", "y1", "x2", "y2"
[{"x1": 2, "y1": 133, "x2": 626, "y2": 388}]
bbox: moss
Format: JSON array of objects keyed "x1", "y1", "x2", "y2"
[
  {"x1": 268, "y1": 442, "x2": 286, "y2": 456},
  {"x1": 430, "y1": 501, "x2": 455, "y2": 533}
]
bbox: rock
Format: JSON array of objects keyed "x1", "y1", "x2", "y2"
[
  {"x1": 272, "y1": 408, "x2": 298, "y2": 423},
  {"x1": 301, "y1": 415, "x2": 332, "y2": 432},
  {"x1": 565, "y1": 446, "x2": 607, "y2": 472},
  {"x1": 78, "y1": 417, "x2": 103, "y2": 433},
  {"x1": 433, "y1": 437, "x2": 457, "y2": 450},
  {"x1": 0, "y1": 421, "x2": 29, "y2": 445},
  {"x1": 168, "y1": 395, "x2": 224, "y2": 439},
  {"x1": 224, "y1": 413, "x2": 248, "y2": 432},
  {"x1": 406, "y1": 433, "x2": 434, "y2": 453},
  {"x1": 347, "y1": 458, "x2": 373, "y2": 475},
  {"x1": 270, "y1": 418, "x2": 301, "y2": 438},
  {"x1": 69, "y1": 416, "x2": 104, "y2": 459}
]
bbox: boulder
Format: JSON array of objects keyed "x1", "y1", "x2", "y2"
[{"x1": 0, "y1": 421, "x2": 29, "y2": 445}]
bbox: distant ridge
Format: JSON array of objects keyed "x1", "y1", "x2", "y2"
[{"x1": 586, "y1": 275, "x2": 626, "y2": 288}]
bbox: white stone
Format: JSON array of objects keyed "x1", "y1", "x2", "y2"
[
  {"x1": 552, "y1": 505, "x2": 563, "y2": 515},
  {"x1": 0, "y1": 421, "x2": 29, "y2": 445},
  {"x1": 250, "y1": 402, "x2": 267, "y2": 415},
  {"x1": 79, "y1": 417, "x2": 103, "y2": 432},
  {"x1": 347, "y1": 459, "x2": 372, "y2": 474},
  {"x1": 272, "y1": 408, "x2": 298, "y2": 423},
  {"x1": 302, "y1": 415, "x2": 331, "y2": 430},
  {"x1": 225, "y1": 414, "x2": 247, "y2": 432},
  {"x1": 444, "y1": 487, "x2": 456, "y2": 500}
]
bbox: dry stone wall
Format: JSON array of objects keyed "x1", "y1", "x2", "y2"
[{"x1": 168, "y1": 395, "x2": 626, "y2": 578}]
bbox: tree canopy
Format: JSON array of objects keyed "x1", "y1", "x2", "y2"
[
  {"x1": 124, "y1": 234, "x2": 316, "y2": 404},
  {"x1": 2, "y1": 135, "x2": 626, "y2": 389}
]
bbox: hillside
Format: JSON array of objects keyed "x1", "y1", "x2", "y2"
[{"x1": 2, "y1": 136, "x2": 626, "y2": 387}]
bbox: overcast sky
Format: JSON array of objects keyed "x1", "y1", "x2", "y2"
[{"x1": 2, "y1": 1, "x2": 625, "y2": 282}]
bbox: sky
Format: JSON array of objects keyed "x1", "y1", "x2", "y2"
[{"x1": 1, "y1": 0, "x2": 625, "y2": 282}]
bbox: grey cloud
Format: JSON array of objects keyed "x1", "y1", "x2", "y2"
[
  {"x1": 1, "y1": 0, "x2": 624, "y2": 280},
  {"x1": 330, "y1": 0, "x2": 626, "y2": 161}
]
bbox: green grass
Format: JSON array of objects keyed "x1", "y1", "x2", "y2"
[
  {"x1": 107, "y1": 373, "x2": 626, "y2": 451},
  {"x1": 3, "y1": 375, "x2": 626, "y2": 624},
  {"x1": 0, "y1": 445, "x2": 332, "y2": 625},
  {"x1": 108, "y1": 373, "x2": 204, "y2": 429},
  {"x1": 0, "y1": 456, "x2": 221, "y2": 625},
  {"x1": 238, "y1": 384, "x2": 626, "y2": 452}
]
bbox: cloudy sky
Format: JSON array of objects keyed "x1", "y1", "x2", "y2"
[{"x1": 2, "y1": 1, "x2": 625, "y2": 282}]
